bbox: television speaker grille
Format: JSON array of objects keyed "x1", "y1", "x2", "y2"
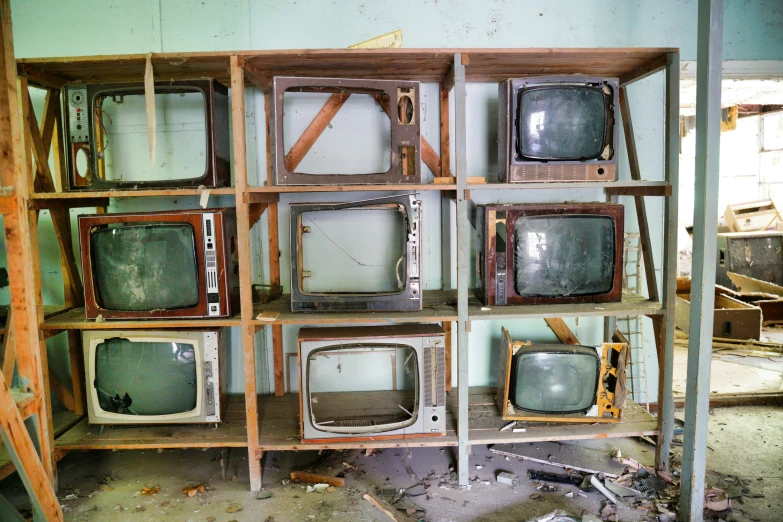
[{"x1": 424, "y1": 345, "x2": 446, "y2": 408}]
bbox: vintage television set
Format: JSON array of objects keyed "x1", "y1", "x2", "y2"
[
  {"x1": 476, "y1": 203, "x2": 624, "y2": 306},
  {"x1": 289, "y1": 194, "x2": 421, "y2": 312},
  {"x1": 83, "y1": 329, "x2": 227, "y2": 425},
  {"x1": 496, "y1": 328, "x2": 629, "y2": 423},
  {"x1": 716, "y1": 231, "x2": 783, "y2": 289},
  {"x1": 298, "y1": 324, "x2": 447, "y2": 442},
  {"x1": 79, "y1": 208, "x2": 238, "y2": 320},
  {"x1": 271, "y1": 76, "x2": 421, "y2": 185},
  {"x1": 63, "y1": 79, "x2": 230, "y2": 190},
  {"x1": 498, "y1": 76, "x2": 619, "y2": 183}
]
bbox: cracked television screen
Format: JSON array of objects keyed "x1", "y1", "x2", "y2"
[
  {"x1": 511, "y1": 345, "x2": 600, "y2": 414},
  {"x1": 518, "y1": 87, "x2": 607, "y2": 160},
  {"x1": 308, "y1": 345, "x2": 418, "y2": 433},
  {"x1": 95, "y1": 337, "x2": 197, "y2": 415},
  {"x1": 513, "y1": 215, "x2": 615, "y2": 297},
  {"x1": 91, "y1": 223, "x2": 200, "y2": 311},
  {"x1": 300, "y1": 206, "x2": 407, "y2": 295},
  {"x1": 91, "y1": 89, "x2": 207, "y2": 183}
]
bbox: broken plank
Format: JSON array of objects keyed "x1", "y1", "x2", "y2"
[
  {"x1": 362, "y1": 492, "x2": 414, "y2": 522},
  {"x1": 290, "y1": 471, "x2": 345, "y2": 487},
  {"x1": 489, "y1": 443, "x2": 623, "y2": 478}
]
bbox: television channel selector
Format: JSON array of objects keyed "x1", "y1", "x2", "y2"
[{"x1": 202, "y1": 213, "x2": 221, "y2": 316}]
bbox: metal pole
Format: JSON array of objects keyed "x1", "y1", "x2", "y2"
[
  {"x1": 680, "y1": 0, "x2": 723, "y2": 519},
  {"x1": 656, "y1": 51, "x2": 680, "y2": 473},
  {"x1": 453, "y1": 53, "x2": 470, "y2": 486}
]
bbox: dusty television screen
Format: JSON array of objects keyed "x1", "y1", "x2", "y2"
[
  {"x1": 513, "y1": 215, "x2": 615, "y2": 297},
  {"x1": 91, "y1": 223, "x2": 200, "y2": 311},
  {"x1": 300, "y1": 207, "x2": 407, "y2": 294},
  {"x1": 94, "y1": 337, "x2": 198, "y2": 415},
  {"x1": 283, "y1": 90, "x2": 392, "y2": 175},
  {"x1": 512, "y1": 350, "x2": 599, "y2": 413},
  {"x1": 518, "y1": 87, "x2": 606, "y2": 160},
  {"x1": 94, "y1": 90, "x2": 207, "y2": 182},
  {"x1": 307, "y1": 345, "x2": 418, "y2": 433}
]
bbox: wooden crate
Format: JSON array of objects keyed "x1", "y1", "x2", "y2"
[{"x1": 724, "y1": 200, "x2": 781, "y2": 233}]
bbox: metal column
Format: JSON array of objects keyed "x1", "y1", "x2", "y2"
[
  {"x1": 453, "y1": 53, "x2": 470, "y2": 486},
  {"x1": 656, "y1": 51, "x2": 680, "y2": 473},
  {"x1": 680, "y1": 1, "x2": 723, "y2": 519}
]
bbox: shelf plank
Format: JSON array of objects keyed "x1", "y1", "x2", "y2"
[
  {"x1": 54, "y1": 396, "x2": 248, "y2": 450},
  {"x1": 17, "y1": 48, "x2": 674, "y2": 87},
  {"x1": 466, "y1": 388, "x2": 658, "y2": 445},
  {"x1": 254, "y1": 386, "x2": 656, "y2": 452},
  {"x1": 252, "y1": 290, "x2": 458, "y2": 326},
  {"x1": 41, "y1": 307, "x2": 242, "y2": 331},
  {"x1": 467, "y1": 181, "x2": 670, "y2": 192},
  {"x1": 29, "y1": 187, "x2": 236, "y2": 202},
  {"x1": 247, "y1": 184, "x2": 456, "y2": 193},
  {"x1": 469, "y1": 292, "x2": 663, "y2": 321}
]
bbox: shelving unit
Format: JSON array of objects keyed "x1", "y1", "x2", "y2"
[{"x1": 8, "y1": 46, "x2": 679, "y2": 498}]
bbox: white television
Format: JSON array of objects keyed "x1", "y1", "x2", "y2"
[{"x1": 82, "y1": 329, "x2": 226, "y2": 425}]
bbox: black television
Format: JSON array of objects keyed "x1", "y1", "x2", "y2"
[{"x1": 498, "y1": 76, "x2": 619, "y2": 183}]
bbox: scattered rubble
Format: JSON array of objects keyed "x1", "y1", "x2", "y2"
[{"x1": 496, "y1": 472, "x2": 516, "y2": 486}]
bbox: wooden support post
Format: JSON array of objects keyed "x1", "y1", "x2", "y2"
[
  {"x1": 440, "y1": 85, "x2": 451, "y2": 178},
  {"x1": 453, "y1": 53, "x2": 470, "y2": 486},
  {"x1": 230, "y1": 56, "x2": 262, "y2": 492},
  {"x1": 1, "y1": 311, "x2": 14, "y2": 384},
  {"x1": 0, "y1": 371, "x2": 62, "y2": 521},
  {"x1": 264, "y1": 91, "x2": 284, "y2": 397},
  {"x1": 680, "y1": 1, "x2": 722, "y2": 518},
  {"x1": 67, "y1": 330, "x2": 85, "y2": 415}
]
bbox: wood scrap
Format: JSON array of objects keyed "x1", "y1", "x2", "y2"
[
  {"x1": 290, "y1": 471, "x2": 344, "y2": 487},
  {"x1": 489, "y1": 446, "x2": 620, "y2": 478},
  {"x1": 362, "y1": 491, "x2": 414, "y2": 522}
]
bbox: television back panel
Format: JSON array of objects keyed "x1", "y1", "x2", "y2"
[
  {"x1": 82, "y1": 329, "x2": 227, "y2": 425},
  {"x1": 298, "y1": 324, "x2": 447, "y2": 442},
  {"x1": 476, "y1": 203, "x2": 624, "y2": 306},
  {"x1": 498, "y1": 77, "x2": 619, "y2": 183},
  {"x1": 496, "y1": 328, "x2": 629, "y2": 423},
  {"x1": 271, "y1": 76, "x2": 421, "y2": 185},
  {"x1": 63, "y1": 79, "x2": 230, "y2": 191},
  {"x1": 79, "y1": 208, "x2": 238, "y2": 320},
  {"x1": 289, "y1": 194, "x2": 422, "y2": 312},
  {"x1": 716, "y1": 231, "x2": 783, "y2": 289}
]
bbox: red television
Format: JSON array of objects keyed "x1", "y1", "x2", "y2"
[{"x1": 79, "y1": 208, "x2": 238, "y2": 320}]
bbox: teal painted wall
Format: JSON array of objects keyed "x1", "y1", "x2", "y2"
[{"x1": 6, "y1": 0, "x2": 782, "y2": 400}]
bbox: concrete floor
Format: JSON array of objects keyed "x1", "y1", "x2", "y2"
[{"x1": 2, "y1": 404, "x2": 781, "y2": 521}]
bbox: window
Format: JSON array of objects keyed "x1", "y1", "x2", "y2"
[{"x1": 762, "y1": 112, "x2": 783, "y2": 151}]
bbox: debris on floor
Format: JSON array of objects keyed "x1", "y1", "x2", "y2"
[{"x1": 496, "y1": 471, "x2": 516, "y2": 485}]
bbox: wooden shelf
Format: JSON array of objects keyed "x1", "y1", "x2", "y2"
[
  {"x1": 252, "y1": 386, "x2": 655, "y2": 453},
  {"x1": 41, "y1": 307, "x2": 242, "y2": 332},
  {"x1": 252, "y1": 290, "x2": 458, "y2": 326},
  {"x1": 29, "y1": 187, "x2": 235, "y2": 204},
  {"x1": 247, "y1": 184, "x2": 456, "y2": 194},
  {"x1": 468, "y1": 292, "x2": 663, "y2": 321},
  {"x1": 466, "y1": 388, "x2": 657, "y2": 445},
  {"x1": 18, "y1": 48, "x2": 673, "y2": 87},
  {"x1": 55, "y1": 396, "x2": 248, "y2": 450},
  {"x1": 467, "y1": 180, "x2": 670, "y2": 193}
]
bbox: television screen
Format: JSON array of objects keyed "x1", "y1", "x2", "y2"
[
  {"x1": 94, "y1": 337, "x2": 197, "y2": 416},
  {"x1": 307, "y1": 345, "x2": 418, "y2": 433},
  {"x1": 91, "y1": 223, "x2": 200, "y2": 311},
  {"x1": 511, "y1": 345, "x2": 599, "y2": 414},
  {"x1": 517, "y1": 87, "x2": 608, "y2": 161},
  {"x1": 514, "y1": 215, "x2": 616, "y2": 297},
  {"x1": 300, "y1": 208, "x2": 406, "y2": 294},
  {"x1": 92, "y1": 88, "x2": 207, "y2": 183},
  {"x1": 283, "y1": 90, "x2": 391, "y2": 175}
]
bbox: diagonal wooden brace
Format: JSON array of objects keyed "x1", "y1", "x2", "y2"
[{"x1": 285, "y1": 92, "x2": 351, "y2": 172}]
